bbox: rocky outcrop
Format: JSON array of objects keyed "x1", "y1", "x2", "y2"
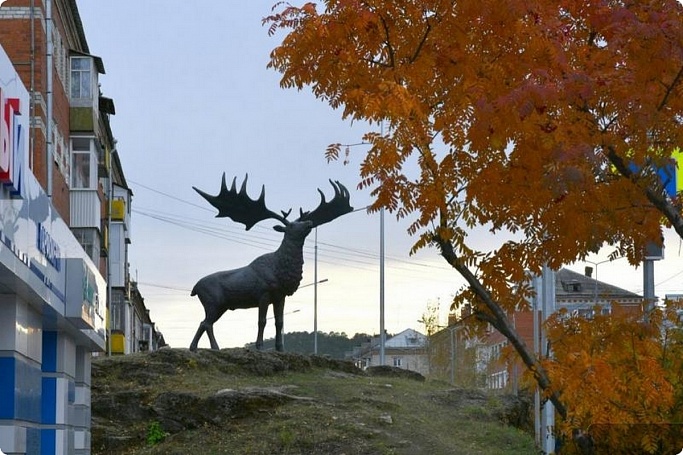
[
  {"x1": 91, "y1": 348, "x2": 363, "y2": 453},
  {"x1": 365, "y1": 365, "x2": 426, "y2": 382},
  {"x1": 91, "y1": 348, "x2": 534, "y2": 454}
]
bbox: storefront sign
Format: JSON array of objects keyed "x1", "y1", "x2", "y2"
[
  {"x1": 37, "y1": 223, "x2": 62, "y2": 272},
  {"x1": 0, "y1": 49, "x2": 27, "y2": 199}
]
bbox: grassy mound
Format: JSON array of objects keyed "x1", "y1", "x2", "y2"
[{"x1": 91, "y1": 348, "x2": 536, "y2": 454}]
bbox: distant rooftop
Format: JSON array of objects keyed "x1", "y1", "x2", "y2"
[
  {"x1": 556, "y1": 267, "x2": 642, "y2": 307},
  {"x1": 385, "y1": 328, "x2": 428, "y2": 349}
]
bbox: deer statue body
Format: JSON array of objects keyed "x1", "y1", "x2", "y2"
[{"x1": 189, "y1": 174, "x2": 352, "y2": 352}]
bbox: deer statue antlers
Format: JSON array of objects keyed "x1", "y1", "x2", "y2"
[
  {"x1": 192, "y1": 174, "x2": 288, "y2": 230},
  {"x1": 297, "y1": 180, "x2": 352, "y2": 227},
  {"x1": 193, "y1": 173, "x2": 353, "y2": 231}
]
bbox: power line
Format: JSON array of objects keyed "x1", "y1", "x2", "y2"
[
  {"x1": 135, "y1": 206, "x2": 452, "y2": 282},
  {"x1": 138, "y1": 281, "x2": 191, "y2": 292},
  {"x1": 130, "y1": 179, "x2": 447, "y2": 268},
  {"x1": 129, "y1": 181, "x2": 461, "y2": 292},
  {"x1": 132, "y1": 204, "x2": 453, "y2": 274},
  {"x1": 129, "y1": 179, "x2": 213, "y2": 212},
  {"x1": 656, "y1": 268, "x2": 683, "y2": 288}
]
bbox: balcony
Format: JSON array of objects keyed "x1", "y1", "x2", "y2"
[
  {"x1": 70, "y1": 190, "x2": 101, "y2": 228},
  {"x1": 110, "y1": 198, "x2": 125, "y2": 221},
  {"x1": 69, "y1": 53, "x2": 105, "y2": 133}
]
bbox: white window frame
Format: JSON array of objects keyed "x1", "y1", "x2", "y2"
[
  {"x1": 70, "y1": 137, "x2": 97, "y2": 190},
  {"x1": 70, "y1": 56, "x2": 94, "y2": 100}
]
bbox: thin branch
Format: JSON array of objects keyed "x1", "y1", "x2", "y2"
[
  {"x1": 363, "y1": 57, "x2": 392, "y2": 68},
  {"x1": 409, "y1": 20, "x2": 431, "y2": 64},
  {"x1": 658, "y1": 64, "x2": 683, "y2": 112},
  {"x1": 378, "y1": 14, "x2": 395, "y2": 68},
  {"x1": 599, "y1": 114, "x2": 619, "y2": 133}
]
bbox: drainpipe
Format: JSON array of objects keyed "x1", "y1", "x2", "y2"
[
  {"x1": 45, "y1": 0, "x2": 53, "y2": 197},
  {"x1": 29, "y1": 0, "x2": 35, "y2": 168},
  {"x1": 107, "y1": 150, "x2": 114, "y2": 356}
]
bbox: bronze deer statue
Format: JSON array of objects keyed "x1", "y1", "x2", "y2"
[{"x1": 189, "y1": 174, "x2": 353, "y2": 352}]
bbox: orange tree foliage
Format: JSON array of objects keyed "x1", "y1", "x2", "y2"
[
  {"x1": 265, "y1": 0, "x2": 683, "y2": 443},
  {"x1": 538, "y1": 302, "x2": 683, "y2": 453}
]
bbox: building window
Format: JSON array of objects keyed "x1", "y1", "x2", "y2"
[
  {"x1": 72, "y1": 152, "x2": 90, "y2": 188},
  {"x1": 393, "y1": 357, "x2": 403, "y2": 367},
  {"x1": 71, "y1": 137, "x2": 96, "y2": 189},
  {"x1": 72, "y1": 228, "x2": 99, "y2": 264},
  {"x1": 70, "y1": 57, "x2": 92, "y2": 99},
  {"x1": 111, "y1": 292, "x2": 125, "y2": 332},
  {"x1": 488, "y1": 371, "x2": 508, "y2": 389}
]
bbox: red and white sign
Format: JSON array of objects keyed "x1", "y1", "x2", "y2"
[{"x1": 0, "y1": 45, "x2": 28, "y2": 199}]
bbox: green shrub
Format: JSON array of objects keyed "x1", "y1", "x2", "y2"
[{"x1": 146, "y1": 421, "x2": 167, "y2": 446}]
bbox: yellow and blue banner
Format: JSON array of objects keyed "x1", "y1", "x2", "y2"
[{"x1": 657, "y1": 148, "x2": 683, "y2": 197}]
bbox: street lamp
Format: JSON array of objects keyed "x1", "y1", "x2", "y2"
[
  {"x1": 298, "y1": 279, "x2": 328, "y2": 289},
  {"x1": 299, "y1": 277, "x2": 329, "y2": 354},
  {"x1": 585, "y1": 257, "x2": 624, "y2": 305},
  {"x1": 267, "y1": 308, "x2": 301, "y2": 320}
]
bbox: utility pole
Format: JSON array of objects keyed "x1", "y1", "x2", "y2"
[
  {"x1": 379, "y1": 207, "x2": 385, "y2": 366},
  {"x1": 540, "y1": 265, "x2": 556, "y2": 454},
  {"x1": 643, "y1": 239, "x2": 663, "y2": 318},
  {"x1": 314, "y1": 228, "x2": 318, "y2": 354},
  {"x1": 534, "y1": 265, "x2": 556, "y2": 454}
]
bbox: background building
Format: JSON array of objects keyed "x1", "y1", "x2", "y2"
[
  {"x1": 348, "y1": 328, "x2": 430, "y2": 376},
  {"x1": 428, "y1": 268, "x2": 644, "y2": 391}
]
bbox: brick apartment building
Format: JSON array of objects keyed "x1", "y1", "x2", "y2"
[
  {"x1": 0, "y1": 2, "x2": 162, "y2": 454},
  {"x1": 429, "y1": 268, "x2": 643, "y2": 390}
]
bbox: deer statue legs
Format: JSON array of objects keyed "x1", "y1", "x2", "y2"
[
  {"x1": 273, "y1": 298, "x2": 285, "y2": 352},
  {"x1": 190, "y1": 293, "x2": 287, "y2": 352},
  {"x1": 255, "y1": 297, "x2": 286, "y2": 352},
  {"x1": 189, "y1": 319, "x2": 219, "y2": 351},
  {"x1": 255, "y1": 302, "x2": 268, "y2": 351}
]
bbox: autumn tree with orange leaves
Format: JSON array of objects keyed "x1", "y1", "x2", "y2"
[
  {"x1": 539, "y1": 303, "x2": 683, "y2": 453},
  {"x1": 265, "y1": 0, "x2": 683, "y2": 452}
]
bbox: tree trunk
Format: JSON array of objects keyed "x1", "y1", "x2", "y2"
[{"x1": 436, "y1": 237, "x2": 568, "y2": 420}]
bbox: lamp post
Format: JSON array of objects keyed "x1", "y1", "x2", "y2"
[
  {"x1": 585, "y1": 257, "x2": 625, "y2": 305},
  {"x1": 585, "y1": 259, "x2": 610, "y2": 305},
  {"x1": 267, "y1": 308, "x2": 301, "y2": 321},
  {"x1": 298, "y1": 277, "x2": 329, "y2": 354}
]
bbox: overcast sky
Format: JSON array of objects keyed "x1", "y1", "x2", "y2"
[{"x1": 76, "y1": 1, "x2": 683, "y2": 350}]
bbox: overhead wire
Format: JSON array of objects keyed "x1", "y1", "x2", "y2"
[
  {"x1": 133, "y1": 180, "x2": 683, "y2": 299},
  {"x1": 129, "y1": 181, "x2": 458, "y2": 292},
  {"x1": 130, "y1": 177, "x2": 452, "y2": 268},
  {"x1": 131, "y1": 193, "x2": 453, "y2": 272},
  {"x1": 135, "y1": 205, "x2": 453, "y2": 281}
]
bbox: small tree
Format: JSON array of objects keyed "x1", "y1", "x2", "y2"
[{"x1": 418, "y1": 299, "x2": 441, "y2": 336}]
